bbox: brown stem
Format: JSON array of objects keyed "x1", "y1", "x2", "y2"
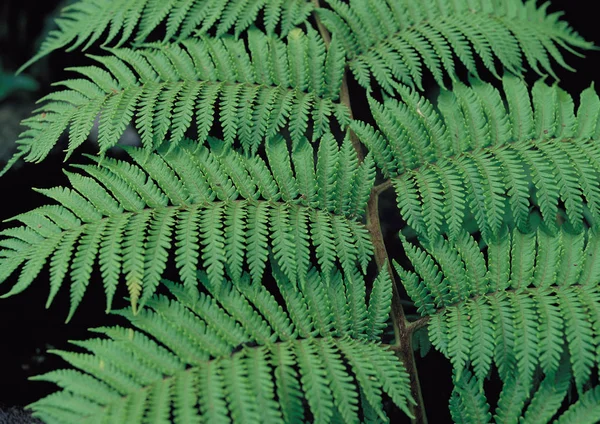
[
  {"x1": 340, "y1": 73, "x2": 365, "y2": 161},
  {"x1": 406, "y1": 316, "x2": 431, "y2": 334},
  {"x1": 311, "y1": 0, "x2": 364, "y2": 161},
  {"x1": 312, "y1": 3, "x2": 427, "y2": 422},
  {"x1": 366, "y1": 192, "x2": 427, "y2": 424},
  {"x1": 311, "y1": 7, "x2": 426, "y2": 423},
  {"x1": 373, "y1": 180, "x2": 393, "y2": 196}
]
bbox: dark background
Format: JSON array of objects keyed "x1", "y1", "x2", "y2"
[{"x1": 0, "y1": 0, "x2": 598, "y2": 421}]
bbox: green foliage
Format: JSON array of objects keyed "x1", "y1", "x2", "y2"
[
  {"x1": 28, "y1": 269, "x2": 414, "y2": 423},
  {"x1": 396, "y1": 228, "x2": 600, "y2": 391},
  {"x1": 1, "y1": 0, "x2": 600, "y2": 423},
  {"x1": 450, "y1": 363, "x2": 600, "y2": 424},
  {"x1": 353, "y1": 76, "x2": 600, "y2": 242},
  {"x1": 19, "y1": 0, "x2": 315, "y2": 71},
  {"x1": 0, "y1": 62, "x2": 38, "y2": 102},
  {"x1": 5, "y1": 27, "x2": 350, "y2": 169},
  {"x1": 317, "y1": 0, "x2": 593, "y2": 92},
  {"x1": 0, "y1": 136, "x2": 373, "y2": 319}
]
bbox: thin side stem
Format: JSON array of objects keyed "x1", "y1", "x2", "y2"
[
  {"x1": 406, "y1": 316, "x2": 431, "y2": 334},
  {"x1": 373, "y1": 180, "x2": 393, "y2": 196},
  {"x1": 311, "y1": 3, "x2": 427, "y2": 422}
]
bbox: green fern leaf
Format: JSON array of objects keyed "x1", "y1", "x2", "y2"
[
  {"x1": 558, "y1": 286, "x2": 596, "y2": 393},
  {"x1": 18, "y1": 0, "x2": 315, "y2": 73},
  {"x1": 356, "y1": 76, "x2": 600, "y2": 241},
  {"x1": 554, "y1": 386, "x2": 600, "y2": 424},
  {"x1": 450, "y1": 368, "x2": 492, "y2": 424},
  {"x1": 449, "y1": 359, "x2": 600, "y2": 424},
  {"x1": 6, "y1": 1, "x2": 600, "y2": 422},
  {"x1": 319, "y1": 0, "x2": 592, "y2": 93},
  {"x1": 0, "y1": 137, "x2": 373, "y2": 316},
  {"x1": 5, "y1": 29, "x2": 351, "y2": 171},
  {"x1": 365, "y1": 265, "x2": 393, "y2": 340},
  {"x1": 245, "y1": 346, "x2": 282, "y2": 423},
  {"x1": 399, "y1": 227, "x2": 600, "y2": 392},
  {"x1": 28, "y1": 264, "x2": 413, "y2": 423}
]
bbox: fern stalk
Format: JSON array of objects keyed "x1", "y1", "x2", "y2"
[
  {"x1": 367, "y1": 188, "x2": 428, "y2": 424},
  {"x1": 311, "y1": 2, "x2": 427, "y2": 422}
]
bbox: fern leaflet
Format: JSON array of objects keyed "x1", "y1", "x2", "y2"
[
  {"x1": 0, "y1": 136, "x2": 374, "y2": 317},
  {"x1": 27, "y1": 267, "x2": 413, "y2": 423}
]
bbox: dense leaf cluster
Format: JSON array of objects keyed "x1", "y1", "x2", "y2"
[{"x1": 1, "y1": 0, "x2": 600, "y2": 423}]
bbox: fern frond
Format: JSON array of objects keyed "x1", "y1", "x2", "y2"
[
  {"x1": 319, "y1": 0, "x2": 593, "y2": 92},
  {"x1": 0, "y1": 136, "x2": 374, "y2": 316},
  {"x1": 6, "y1": 0, "x2": 600, "y2": 421},
  {"x1": 450, "y1": 359, "x2": 600, "y2": 424},
  {"x1": 28, "y1": 266, "x2": 414, "y2": 423},
  {"x1": 397, "y1": 227, "x2": 600, "y2": 391},
  {"x1": 6, "y1": 29, "x2": 349, "y2": 170},
  {"x1": 354, "y1": 76, "x2": 600, "y2": 241},
  {"x1": 18, "y1": 0, "x2": 315, "y2": 73}
]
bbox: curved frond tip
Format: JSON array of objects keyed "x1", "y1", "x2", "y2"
[{"x1": 18, "y1": 0, "x2": 315, "y2": 73}]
